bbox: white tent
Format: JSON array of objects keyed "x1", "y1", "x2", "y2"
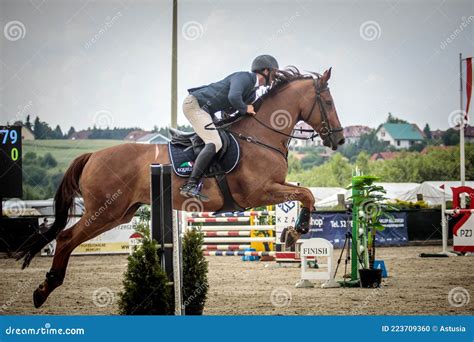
[
  {"x1": 309, "y1": 187, "x2": 345, "y2": 203},
  {"x1": 313, "y1": 183, "x2": 419, "y2": 208},
  {"x1": 313, "y1": 181, "x2": 474, "y2": 208}
]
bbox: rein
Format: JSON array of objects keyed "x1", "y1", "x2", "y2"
[{"x1": 204, "y1": 76, "x2": 342, "y2": 159}]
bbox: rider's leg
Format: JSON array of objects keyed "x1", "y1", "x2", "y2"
[
  {"x1": 180, "y1": 143, "x2": 216, "y2": 199},
  {"x1": 181, "y1": 95, "x2": 223, "y2": 199}
]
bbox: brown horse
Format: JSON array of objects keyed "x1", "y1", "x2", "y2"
[{"x1": 16, "y1": 67, "x2": 344, "y2": 308}]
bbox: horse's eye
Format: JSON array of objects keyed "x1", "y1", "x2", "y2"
[{"x1": 325, "y1": 100, "x2": 332, "y2": 106}]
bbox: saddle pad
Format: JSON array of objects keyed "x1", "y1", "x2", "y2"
[{"x1": 168, "y1": 133, "x2": 240, "y2": 177}]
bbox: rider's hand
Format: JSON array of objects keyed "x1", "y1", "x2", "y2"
[{"x1": 247, "y1": 105, "x2": 256, "y2": 116}]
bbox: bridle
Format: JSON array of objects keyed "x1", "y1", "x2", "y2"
[{"x1": 301, "y1": 76, "x2": 344, "y2": 147}]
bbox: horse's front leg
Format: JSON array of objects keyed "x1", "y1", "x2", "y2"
[{"x1": 263, "y1": 182, "x2": 315, "y2": 247}]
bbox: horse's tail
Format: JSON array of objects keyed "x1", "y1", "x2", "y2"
[{"x1": 16, "y1": 153, "x2": 92, "y2": 269}]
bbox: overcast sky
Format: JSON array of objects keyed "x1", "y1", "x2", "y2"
[{"x1": 0, "y1": 0, "x2": 473, "y2": 132}]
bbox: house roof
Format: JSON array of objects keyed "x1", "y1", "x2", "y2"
[
  {"x1": 292, "y1": 121, "x2": 314, "y2": 138},
  {"x1": 369, "y1": 151, "x2": 401, "y2": 161},
  {"x1": 136, "y1": 133, "x2": 170, "y2": 143},
  {"x1": 70, "y1": 130, "x2": 91, "y2": 139},
  {"x1": 343, "y1": 125, "x2": 372, "y2": 137},
  {"x1": 380, "y1": 123, "x2": 424, "y2": 140},
  {"x1": 124, "y1": 130, "x2": 150, "y2": 141},
  {"x1": 465, "y1": 125, "x2": 474, "y2": 137}
]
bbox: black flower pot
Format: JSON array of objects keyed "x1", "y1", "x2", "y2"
[
  {"x1": 184, "y1": 304, "x2": 204, "y2": 316},
  {"x1": 359, "y1": 268, "x2": 382, "y2": 288}
]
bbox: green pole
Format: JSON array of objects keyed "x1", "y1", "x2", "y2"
[{"x1": 351, "y1": 174, "x2": 359, "y2": 281}]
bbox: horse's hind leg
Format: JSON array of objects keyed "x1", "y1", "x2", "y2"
[{"x1": 33, "y1": 213, "x2": 119, "y2": 308}]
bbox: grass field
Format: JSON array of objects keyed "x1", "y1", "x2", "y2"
[{"x1": 23, "y1": 139, "x2": 126, "y2": 173}]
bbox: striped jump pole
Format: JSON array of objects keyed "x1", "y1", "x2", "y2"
[
  {"x1": 203, "y1": 231, "x2": 250, "y2": 237},
  {"x1": 187, "y1": 217, "x2": 250, "y2": 223},
  {"x1": 187, "y1": 211, "x2": 275, "y2": 218},
  {"x1": 204, "y1": 251, "x2": 276, "y2": 257},
  {"x1": 203, "y1": 237, "x2": 275, "y2": 243},
  {"x1": 202, "y1": 244, "x2": 250, "y2": 251},
  {"x1": 189, "y1": 225, "x2": 275, "y2": 231}
]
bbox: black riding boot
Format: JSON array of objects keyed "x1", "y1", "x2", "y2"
[{"x1": 180, "y1": 143, "x2": 217, "y2": 201}]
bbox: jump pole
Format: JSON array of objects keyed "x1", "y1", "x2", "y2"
[{"x1": 150, "y1": 164, "x2": 183, "y2": 315}]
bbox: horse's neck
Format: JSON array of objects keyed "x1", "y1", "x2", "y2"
[{"x1": 233, "y1": 82, "x2": 305, "y2": 155}]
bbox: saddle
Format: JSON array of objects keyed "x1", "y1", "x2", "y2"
[{"x1": 168, "y1": 128, "x2": 243, "y2": 213}]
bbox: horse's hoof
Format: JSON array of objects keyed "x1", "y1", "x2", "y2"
[
  {"x1": 33, "y1": 285, "x2": 49, "y2": 308},
  {"x1": 284, "y1": 228, "x2": 301, "y2": 248}
]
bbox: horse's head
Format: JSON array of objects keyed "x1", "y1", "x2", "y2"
[{"x1": 301, "y1": 68, "x2": 345, "y2": 150}]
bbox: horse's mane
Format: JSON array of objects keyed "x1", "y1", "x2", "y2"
[{"x1": 254, "y1": 66, "x2": 319, "y2": 110}]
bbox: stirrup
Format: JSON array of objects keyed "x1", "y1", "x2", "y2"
[{"x1": 180, "y1": 182, "x2": 209, "y2": 202}]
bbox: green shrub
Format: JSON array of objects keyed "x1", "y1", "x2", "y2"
[
  {"x1": 182, "y1": 228, "x2": 208, "y2": 310},
  {"x1": 118, "y1": 211, "x2": 171, "y2": 315}
]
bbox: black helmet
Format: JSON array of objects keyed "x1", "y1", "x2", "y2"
[{"x1": 251, "y1": 55, "x2": 279, "y2": 72}]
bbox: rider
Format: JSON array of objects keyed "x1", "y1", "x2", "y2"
[{"x1": 180, "y1": 55, "x2": 279, "y2": 200}]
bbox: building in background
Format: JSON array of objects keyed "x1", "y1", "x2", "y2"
[
  {"x1": 376, "y1": 123, "x2": 424, "y2": 149},
  {"x1": 342, "y1": 125, "x2": 372, "y2": 144},
  {"x1": 289, "y1": 122, "x2": 323, "y2": 149},
  {"x1": 136, "y1": 133, "x2": 170, "y2": 144},
  {"x1": 465, "y1": 126, "x2": 474, "y2": 143},
  {"x1": 124, "y1": 130, "x2": 151, "y2": 142},
  {"x1": 369, "y1": 151, "x2": 401, "y2": 161}
]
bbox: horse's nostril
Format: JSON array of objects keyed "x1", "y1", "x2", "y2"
[{"x1": 339, "y1": 138, "x2": 345, "y2": 145}]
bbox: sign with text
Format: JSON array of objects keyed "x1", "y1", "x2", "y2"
[
  {"x1": 0, "y1": 126, "x2": 22, "y2": 198},
  {"x1": 304, "y1": 211, "x2": 408, "y2": 247}
]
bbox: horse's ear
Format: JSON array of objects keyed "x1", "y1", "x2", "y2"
[{"x1": 322, "y1": 67, "x2": 332, "y2": 83}]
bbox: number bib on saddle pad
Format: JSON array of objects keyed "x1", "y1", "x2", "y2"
[{"x1": 168, "y1": 133, "x2": 240, "y2": 177}]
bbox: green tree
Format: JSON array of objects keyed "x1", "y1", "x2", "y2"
[
  {"x1": 386, "y1": 112, "x2": 408, "y2": 124},
  {"x1": 301, "y1": 152, "x2": 324, "y2": 169},
  {"x1": 442, "y1": 128, "x2": 460, "y2": 146},
  {"x1": 67, "y1": 126, "x2": 76, "y2": 138},
  {"x1": 40, "y1": 153, "x2": 58, "y2": 168},
  {"x1": 53, "y1": 125, "x2": 64, "y2": 139},
  {"x1": 423, "y1": 124, "x2": 432, "y2": 139}
]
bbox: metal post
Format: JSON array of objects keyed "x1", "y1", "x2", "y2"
[
  {"x1": 460, "y1": 53, "x2": 466, "y2": 207},
  {"x1": 150, "y1": 164, "x2": 182, "y2": 315},
  {"x1": 170, "y1": 0, "x2": 178, "y2": 128}
]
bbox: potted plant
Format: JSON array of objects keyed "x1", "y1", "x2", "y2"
[
  {"x1": 118, "y1": 208, "x2": 172, "y2": 315},
  {"x1": 349, "y1": 175, "x2": 395, "y2": 288},
  {"x1": 182, "y1": 228, "x2": 209, "y2": 315}
]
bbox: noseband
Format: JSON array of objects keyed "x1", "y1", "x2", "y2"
[{"x1": 303, "y1": 77, "x2": 343, "y2": 146}]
